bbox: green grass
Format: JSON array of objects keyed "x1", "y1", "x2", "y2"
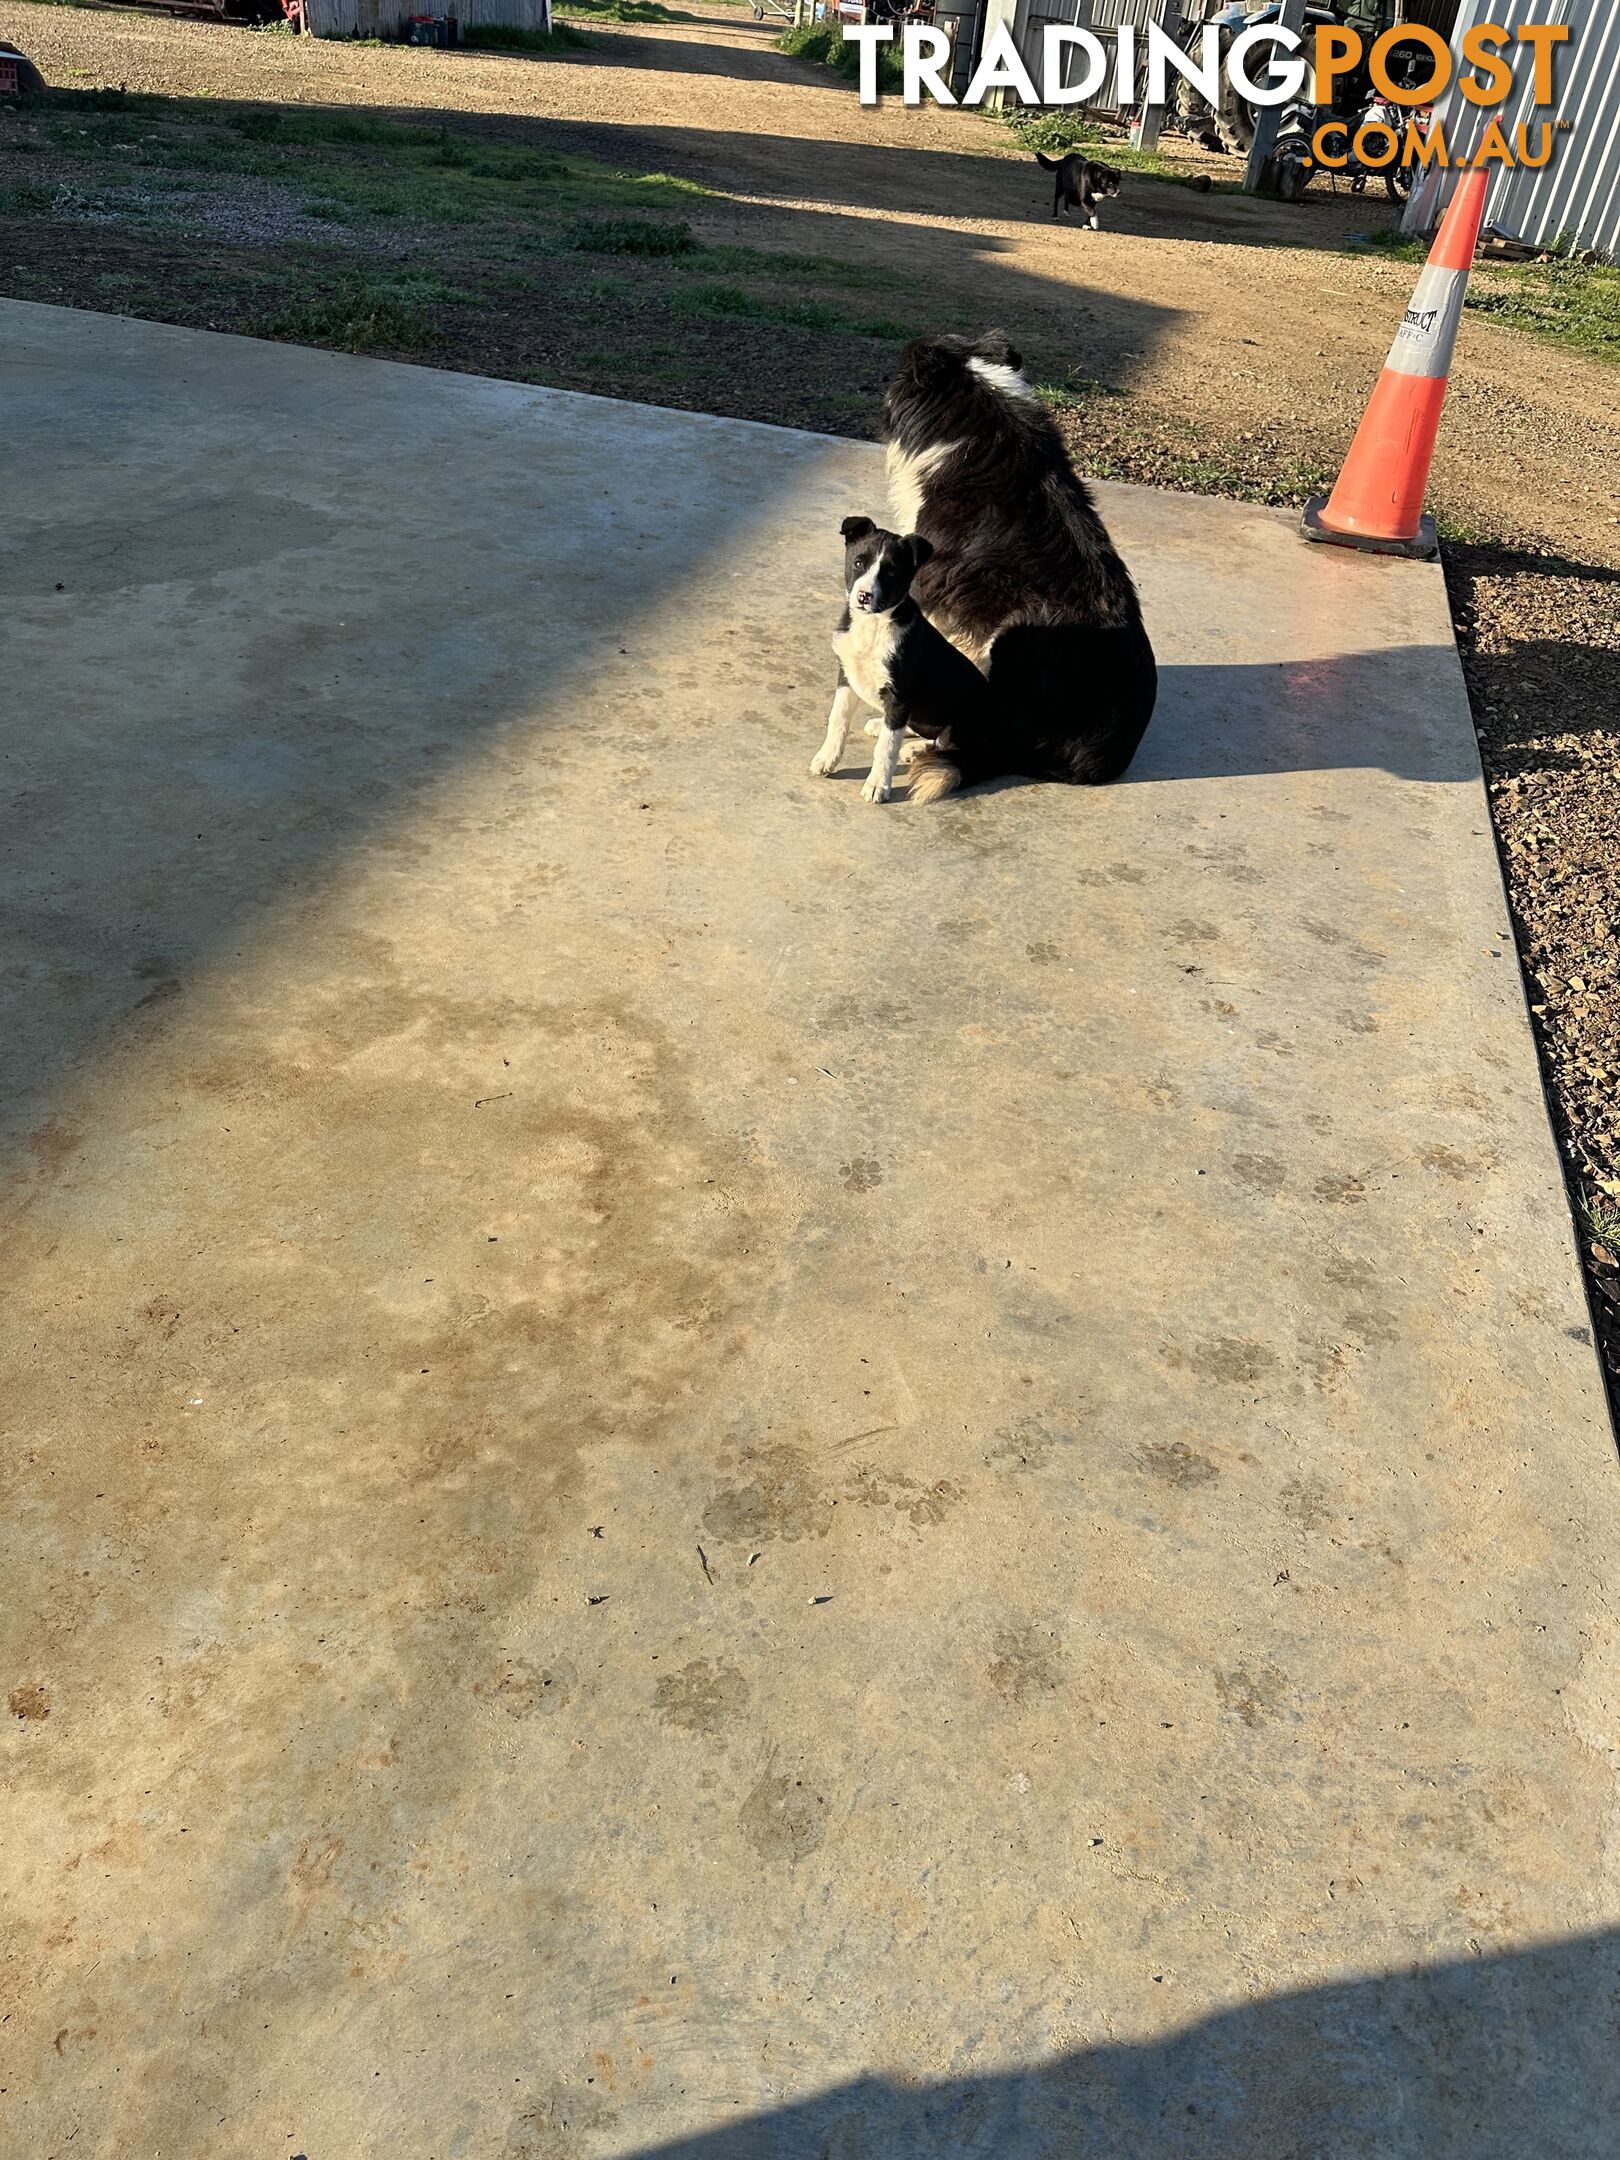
[
  {"x1": 669, "y1": 279, "x2": 909, "y2": 338},
  {"x1": 1354, "y1": 227, "x2": 1428, "y2": 265},
  {"x1": 8, "y1": 84, "x2": 927, "y2": 428},
  {"x1": 462, "y1": 21, "x2": 597, "y2": 50},
  {"x1": 1464, "y1": 253, "x2": 1620, "y2": 361},
  {"x1": 561, "y1": 214, "x2": 695, "y2": 254},
  {"x1": 999, "y1": 108, "x2": 1211, "y2": 185},
  {"x1": 555, "y1": 0, "x2": 693, "y2": 21},
  {"x1": 0, "y1": 180, "x2": 56, "y2": 216},
  {"x1": 258, "y1": 270, "x2": 468, "y2": 349},
  {"x1": 36, "y1": 96, "x2": 710, "y2": 229},
  {"x1": 1352, "y1": 227, "x2": 1619, "y2": 361},
  {"x1": 1033, "y1": 373, "x2": 1128, "y2": 404},
  {"x1": 778, "y1": 19, "x2": 904, "y2": 95},
  {"x1": 1583, "y1": 1197, "x2": 1620, "y2": 1251},
  {"x1": 684, "y1": 239, "x2": 916, "y2": 292}
]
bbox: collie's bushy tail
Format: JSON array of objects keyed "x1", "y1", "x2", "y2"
[{"x1": 906, "y1": 752, "x2": 963, "y2": 803}]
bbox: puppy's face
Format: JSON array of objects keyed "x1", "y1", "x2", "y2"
[
  {"x1": 840, "y1": 517, "x2": 933, "y2": 616},
  {"x1": 1092, "y1": 163, "x2": 1123, "y2": 199}
]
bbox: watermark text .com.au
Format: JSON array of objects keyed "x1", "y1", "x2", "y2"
[{"x1": 848, "y1": 17, "x2": 1572, "y2": 171}]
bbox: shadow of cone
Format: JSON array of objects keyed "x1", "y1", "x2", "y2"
[{"x1": 1303, "y1": 167, "x2": 1491, "y2": 561}]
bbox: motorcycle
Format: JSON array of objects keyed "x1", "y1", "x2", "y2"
[{"x1": 1262, "y1": 74, "x2": 1434, "y2": 204}]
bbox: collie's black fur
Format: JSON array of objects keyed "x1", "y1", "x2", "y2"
[
  {"x1": 883, "y1": 330, "x2": 1156, "y2": 799},
  {"x1": 1035, "y1": 151, "x2": 1123, "y2": 227}
]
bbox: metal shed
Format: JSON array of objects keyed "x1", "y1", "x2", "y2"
[
  {"x1": 298, "y1": 0, "x2": 551, "y2": 35},
  {"x1": 1402, "y1": 0, "x2": 1620, "y2": 257}
]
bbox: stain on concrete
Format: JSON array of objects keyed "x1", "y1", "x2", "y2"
[
  {"x1": 1315, "y1": 1173, "x2": 1368, "y2": 1206},
  {"x1": 987, "y1": 1622, "x2": 1065, "y2": 1703},
  {"x1": 1279, "y1": 1477, "x2": 1334, "y2": 1531},
  {"x1": 1074, "y1": 861, "x2": 1147, "y2": 887},
  {"x1": 1420, "y1": 1144, "x2": 1487, "y2": 1181},
  {"x1": 474, "y1": 1658, "x2": 576, "y2": 1719},
  {"x1": 1232, "y1": 1154, "x2": 1287, "y2": 1196},
  {"x1": 1215, "y1": 1661, "x2": 1290, "y2": 1728},
  {"x1": 984, "y1": 1416, "x2": 1076, "y2": 1471},
  {"x1": 843, "y1": 1465, "x2": 963, "y2": 1528},
  {"x1": 654, "y1": 1658, "x2": 749, "y2": 1736},
  {"x1": 1345, "y1": 1308, "x2": 1401, "y2": 1347},
  {"x1": 704, "y1": 1446, "x2": 832, "y2": 1546},
  {"x1": 819, "y1": 994, "x2": 912, "y2": 1030},
  {"x1": 1300, "y1": 1337, "x2": 1356, "y2": 1394},
  {"x1": 506, "y1": 2086, "x2": 622, "y2": 2159},
  {"x1": 1164, "y1": 1337, "x2": 1278, "y2": 1386},
  {"x1": 9, "y1": 1682, "x2": 50, "y2": 1720},
  {"x1": 739, "y1": 1770, "x2": 827, "y2": 1863},
  {"x1": 840, "y1": 1158, "x2": 883, "y2": 1193},
  {"x1": 1138, "y1": 1440, "x2": 1219, "y2": 1488},
  {"x1": 0, "y1": 494, "x2": 338, "y2": 599}
]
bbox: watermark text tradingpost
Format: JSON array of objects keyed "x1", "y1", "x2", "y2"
[{"x1": 848, "y1": 17, "x2": 1572, "y2": 175}]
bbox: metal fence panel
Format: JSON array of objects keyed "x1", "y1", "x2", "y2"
[
  {"x1": 1404, "y1": 0, "x2": 1620, "y2": 257},
  {"x1": 1011, "y1": 0, "x2": 1183, "y2": 115}
]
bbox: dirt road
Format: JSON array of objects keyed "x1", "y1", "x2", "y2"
[{"x1": 8, "y1": 1, "x2": 1618, "y2": 564}]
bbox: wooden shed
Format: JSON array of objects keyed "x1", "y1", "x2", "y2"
[{"x1": 297, "y1": 0, "x2": 552, "y2": 36}]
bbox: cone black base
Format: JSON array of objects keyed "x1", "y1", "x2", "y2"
[{"x1": 1301, "y1": 497, "x2": 1441, "y2": 561}]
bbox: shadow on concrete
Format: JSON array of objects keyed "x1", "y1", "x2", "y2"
[
  {"x1": 1134, "y1": 648, "x2": 1484, "y2": 787},
  {"x1": 0, "y1": 616, "x2": 1479, "y2": 1155},
  {"x1": 621, "y1": 1928, "x2": 1620, "y2": 2158}
]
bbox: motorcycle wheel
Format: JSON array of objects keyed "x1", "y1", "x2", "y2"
[{"x1": 1386, "y1": 164, "x2": 1415, "y2": 204}]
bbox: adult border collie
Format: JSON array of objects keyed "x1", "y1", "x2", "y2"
[
  {"x1": 884, "y1": 331, "x2": 1156, "y2": 802},
  {"x1": 1035, "y1": 151, "x2": 1123, "y2": 229}
]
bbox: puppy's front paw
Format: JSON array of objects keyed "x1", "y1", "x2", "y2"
[
  {"x1": 864, "y1": 717, "x2": 882, "y2": 737},
  {"x1": 897, "y1": 737, "x2": 928, "y2": 767},
  {"x1": 861, "y1": 775, "x2": 892, "y2": 804},
  {"x1": 1088, "y1": 215, "x2": 1100, "y2": 231},
  {"x1": 809, "y1": 747, "x2": 840, "y2": 777}
]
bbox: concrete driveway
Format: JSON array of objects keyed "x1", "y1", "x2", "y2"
[{"x1": 3, "y1": 300, "x2": 1617, "y2": 2159}]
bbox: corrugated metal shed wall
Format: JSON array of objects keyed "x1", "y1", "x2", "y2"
[
  {"x1": 1403, "y1": 0, "x2": 1620, "y2": 256},
  {"x1": 302, "y1": 0, "x2": 550, "y2": 34}
]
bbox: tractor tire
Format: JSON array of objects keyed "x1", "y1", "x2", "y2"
[
  {"x1": 1173, "y1": 74, "x2": 1215, "y2": 134},
  {"x1": 1215, "y1": 91, "x2": 1256, "y2": 160}
]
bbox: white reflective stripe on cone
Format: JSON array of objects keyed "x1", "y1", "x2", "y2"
[{"x1": 1384, "y1": 263, "x2": 1469, "y2": 382}]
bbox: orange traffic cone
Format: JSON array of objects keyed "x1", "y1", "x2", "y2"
[{"x1": 1303, "y1": 167, "x2": 1490, "y2": 560}]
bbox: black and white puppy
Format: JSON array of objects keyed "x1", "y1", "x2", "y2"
[
  {"x1": 1035, "y1": 151, "x2": 1123, "y2": 229},
  {"x1": 810, "y1": 516, "x2": 990, "y2": 804}
]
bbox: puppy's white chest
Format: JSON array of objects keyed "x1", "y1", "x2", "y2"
[{"x1": 834, "y1": 611, "x2": 897, "y2": 709}]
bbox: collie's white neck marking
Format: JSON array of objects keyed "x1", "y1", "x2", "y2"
[
  {"x1": 886, "y1": 437, "x2": 956, "y2": 533},
  {"x1": 967, "y1": 356, "x2": 1035, "y2": 401}
]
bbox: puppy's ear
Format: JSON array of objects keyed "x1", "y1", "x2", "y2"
[
  {"x1": 975, "y1": 329, "x2": 1023, "y2": 373},
  {"x1": 905, "y1": 535, "x2": 933, "y2": 571},
  {"x1": 840, "y1": 515, "x2": 876, "y2": 544}
]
